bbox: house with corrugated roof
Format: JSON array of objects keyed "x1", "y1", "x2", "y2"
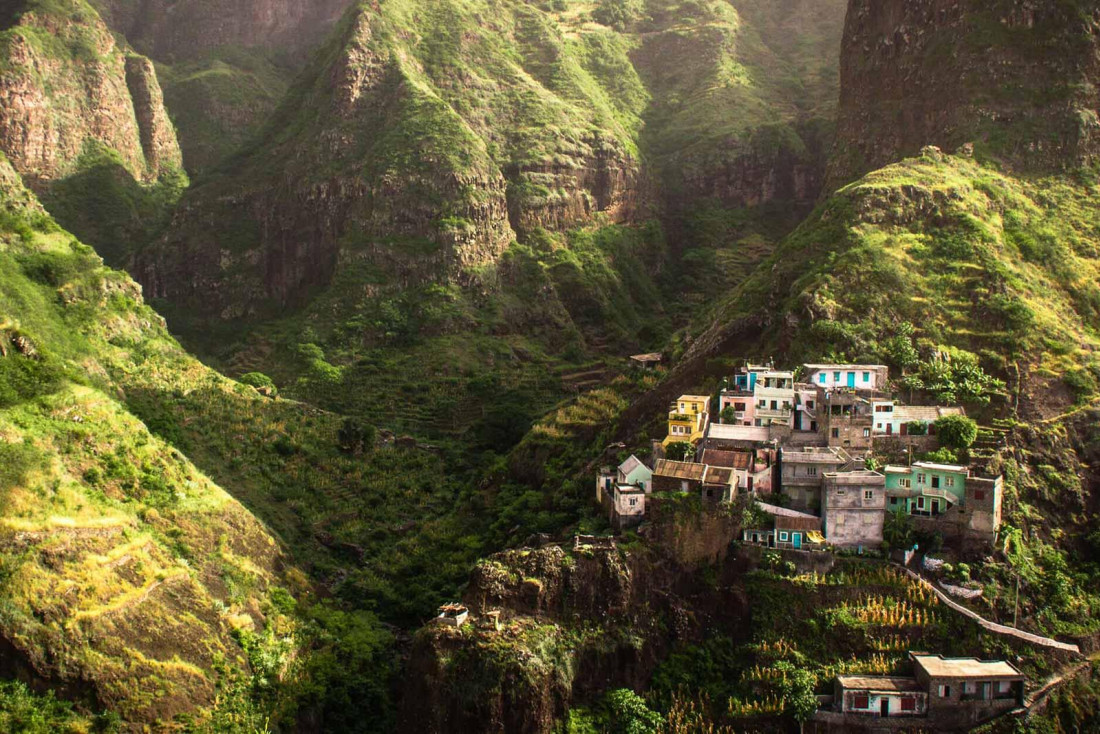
[{"x1": 870, "y1": 399, "x2": 965, "y2": 437}]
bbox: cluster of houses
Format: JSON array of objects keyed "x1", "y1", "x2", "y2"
[{"x1": 597, "y1": 362, "x2": 1005, "y2": 551}]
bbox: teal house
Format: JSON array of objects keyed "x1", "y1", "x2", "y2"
[{"x1": 884, "y1": 462, "x2": 969, "y2": 516}]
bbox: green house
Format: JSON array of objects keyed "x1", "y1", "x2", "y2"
[{"x1": 884, "y1": 462, "x2": 968, "y2": 516}]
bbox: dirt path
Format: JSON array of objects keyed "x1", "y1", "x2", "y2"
[{"x1": 895, "y1": 565, "x2": 1081, "y2": 654}]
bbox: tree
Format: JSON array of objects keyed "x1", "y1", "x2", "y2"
[
  {"x1": 593, "y1": 0, "x2": 644, "y2": 30},
  {"x1": 776, "y1": 662, "x2": 818, "y2": 733},
  {"x1": 664, "y1": 442, "x2": 695, "y2": 462},
  {"x1": 338, "y1": 418, "x2": 376, "y2": 455},
  {"x1": 604, "y1": 689, "x2": 661, "y2": 734},
  {"x1": 883, "y1": 508, "x2": 915, "y2": 551},
  {"x1": 934, "y1": 415, "x2": 978, "y2": 451},
  {"x1": 720, "y1": 405, "x2": 738, "y2": 424}
]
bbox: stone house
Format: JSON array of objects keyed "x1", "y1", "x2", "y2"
[
  {"x1": 699, "y1": 447, "x2": 774, "y2": 495},
  {"x1": 912, "y1": 653, "x2": 1024, "y2": 728},
  {"x1": 779, "y1": 446, "x2": 852, "y2": 512},
  {"x1": 804, "y1": 364, "x2": 890, "y2": 392},
  {"x1": 822, "y1": 470, "x2": 886, "y2": 547},
  {"x1": 652, "y1": 459, "x2": 736, "y2": 503},
  {"x1": 820, "y1": 387, "x2": 875, "y2": 450},
  {"x1": 609, "y1": 484, "x2": 646, "y2": 530},
  {"x1": 825, "y1": 653, "x2": 1024, "y2": 728}
]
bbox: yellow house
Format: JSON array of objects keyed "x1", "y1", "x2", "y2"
[{"x1": 663, "y1": 394, "x2": 710, "y2": 447}]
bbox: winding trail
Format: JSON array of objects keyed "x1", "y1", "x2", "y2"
[{"x1": 894, "y1": 565, "x2": 1081, "y2": 654}]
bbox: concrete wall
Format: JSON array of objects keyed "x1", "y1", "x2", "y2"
[{"x1": 823, "y1": 473, "x2": 886, "y2": 547}]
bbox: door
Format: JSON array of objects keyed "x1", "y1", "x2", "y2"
[
  {"x1": 880, "y1": 698, "x2": 889, "y2": 717},
  {"x1": 847, "y1": 372, "x2": 856, "y2": 388},
  {"x1": 792, "y1": 533, "x2": 802, "y2": 549},
  {"x1": 886, "y1": 423, "x2": 893, "y2": 435}
]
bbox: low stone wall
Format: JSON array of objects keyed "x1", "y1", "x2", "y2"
[{"x1": 737, "y1": 543, "x2": 838, "y2": 576}]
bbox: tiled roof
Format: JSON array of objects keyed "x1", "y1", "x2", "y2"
[
  {"x1": 654, "y1": 460, "x2": 707, "y2": 481},
  {"x1": 782, "y1": 448, "x2": 845, "y2": 464},
  {"x1": 699, "y1": 449, "x2": 752, "y2": 469},
  {"x1": 618, "y1": 455, "x2": 645, "y2": 476},
  {"x1": 892, "y1": 405, "x2": 964, "y2": 422},
  {"x1": 837, "y1": 676, "x2": 924, "y2": 693},
  {"x1": 703, "y1": 466, "x2": 734, "y2": 486}
]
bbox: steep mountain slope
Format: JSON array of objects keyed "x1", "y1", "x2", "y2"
[
  {"x1": 0, "y1": 0, "x2": 186, "y2": 264},
  {"x1": 0, "y1": 153, "x2": 290, "y2": 727},
  {"x1": 140, "y1": 0, "x2": 847, "y2": 321},
  {"x1": 828, "y1": 0, "x2": 1100, "y2": 188},
  {"x1": 86, "y1": 0, "x2": 354, "y2": 175}
]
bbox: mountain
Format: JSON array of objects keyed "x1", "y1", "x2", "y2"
[
  {"x1": 828, "y1": 0, "x2": 1100, "y2": 188},
  {"x1": 0, "y1": 152, "x2": 289, "y2": 726},
  {"x1": 139, "y1": 0, "x2": 846, "y2": 321},
  {"x1": 0, "y1": 0, "x2": 186, "y2": 266}
]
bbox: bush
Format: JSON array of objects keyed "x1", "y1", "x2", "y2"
[
  {"x1": 592, "y1": 0, "x2": 643, "y2": 30},
  {"x1": 906, "y1": 421, "x2": 929, "y2": 436},
  {"x1": 338, "y1": 419, "x2": 377, "y2": 455},
  {"x1": 933, "y1": 415, "x2": 978, "y2": 451},
  {"x1": 665, "y1": 442, "x2": 695, "y2": 462},
  {"x1": 238, "y1": 372, "x2": 277, "y2": 396}
]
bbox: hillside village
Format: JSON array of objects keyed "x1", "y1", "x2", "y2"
[{"x1": 597, "y1": 362, "x2": 1005, "y2": 553}]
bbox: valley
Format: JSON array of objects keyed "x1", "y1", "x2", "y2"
[{"x1": 0, "y1": 0, "x2": 1098, "y2": 732}]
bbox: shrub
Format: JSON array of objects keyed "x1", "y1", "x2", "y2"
[
  {"x1": 338, "y1": 419, "x2": 377, "y2": 455},
  {"x1": 238, "y1": 372, "x2": 277, "y2": 396},
  {"x1": 664, "y1": 442, "x2": 695, "y2": 462},
  {"x1": 933, "y1": 415, "x2": 978, "y2": 451}
]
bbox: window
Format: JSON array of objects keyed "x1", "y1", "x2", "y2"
[
  {"x1": 629, "y1": 499, "x2": 637, "y2": 507},
  {"x1": 807, "y1": 400, "x2": 815, "y2": 410},
  {"x1": 864, "y1": 490, "x2": 874, "y2": 501},
  {"x1": 819, "y1": 373, "x2": 826, "y2": 384},
  {"x1": 735, "y1": 402, "x2": 746, "y2": 411},
  {"x1": 771, "y1": 400, "x2": 778, "y2": 410},
  {"x1": 890, "y1": 497, "x2": 898, "y2": 505},
  {"x1": 758, "y1": 399, "x2": 766, "y2": 408},
  {"x1": 901, "y1": 479, "x2": 912, "y2": 488},
  {"x1": 939, "y1": 685, "x2": 952, "y2": 698},
  {"x1": 783, "y1": 401, "x2": 791, "y2": 410},
  {"x1": 917, "y1": 473, "x2": 926, "y2": 485},
  {"x1": 863, "y1": 428, "x2": 871, "y2": 437},
  {"x1": 834, "y1": 371, "x2": 841, "y2": 381},
  {"x1": 932, "y1": 476, "x2": 941, "y2": 489},
  {"x1": 900, "y1": 697, "x2": 916, "y2": 712},
  {"x1": 779, "y1": 531, "x2": 789, "y2": 541},
  {"x1": 974, "y1": 490, "x2": 986, "y2": 501},
  {"x1": 917, "y1": 497, "x2": 926, "y2": 510},
  {"x1": 832, "y1": 428, "x2": 840, "y2": 438},
  {"x1": 876, "y1": 423, "x2": 883, "y2": 430},
  {"x1": 807, "y1": 467, "x2": 818, "y2": 476},
  {"x1": 863, "y1": 372, "x2": 871, "y2": 382},
  {"x1": 853, "y1": 694, "x2": 869, "y2": 710},
  {"x1": 945, "y1": 477, "x2": 955, "y2": 488},
  {"x1": 963, "y1": 682, "x2": 976, "y2": 694},
  {"x1": 998, "y1": 681, "x2": 1011, "y2": 693}
]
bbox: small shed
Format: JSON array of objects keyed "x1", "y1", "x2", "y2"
[
  {"x1": 437, "y1": 603, "x2": 469, "y2": 627},
  {"x1": 629, "y1": 353, "x2": 663, "y2": 370}
]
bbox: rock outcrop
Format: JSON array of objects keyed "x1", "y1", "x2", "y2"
[
  {"x1": 828, "y1": 0, "x2": 1100, "y2": 188},
  {"x1": 140, "y1": 0, "x2": 642, "y2": 319},
  {"x1": 88, "y1": 0, "x2": 352, "y2": 63},
  {"x1": 0, "y1": 1, "x2": 183, "y2": 188}
]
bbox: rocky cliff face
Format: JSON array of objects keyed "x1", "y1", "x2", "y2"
[
  {"x1": 89, "y1": 0, "x2": 351, "y2": 63},
  {"x1": 829, "y1": 0, "x2": 1100, "y2": 188},
  {"x1": 400, "y1": 508, "x2": 750, "y2": 734},
  {"x1": 0, "y1": 1, "x2": 182, "y2": 188},
  {"x1": 140, "y1": 0, "x2": 643, "y2": 319}
]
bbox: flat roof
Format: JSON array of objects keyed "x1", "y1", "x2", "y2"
[
  {"x1": 654, "y1": 460, "x2": 707, "y2": 481},
  {"x1": 630, "y1": 353, "x2": 662, "y2": 361},
  {"x1": 805, "y1": 364, "x2": 888, "y2": 370},
  {"x1": 912, "y1": 654, "x2": 1022, "y2": 679},
  {"x1": 838, "y1": 676, "x2": 924, "y2": 693},
  {"x1": 706, "y1": 424, "x2": 772, "y2": 442},
  {"x1": 677, "y1": 395, "x2": 711, "y2": 403},
  {"x1": 884, "y1": 465, "x2": 911, "y2": 474},
  {"x1": 782, "y1": 448, "x2": 845, "y2": 464},
  {"x1": 912, "y1": 462, "x2": 968, "y2": 473}
]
